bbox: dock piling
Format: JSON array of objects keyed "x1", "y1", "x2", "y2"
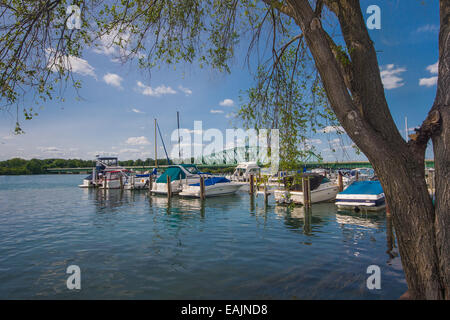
[
  {"x1": 200, "y1": 176, "x2": 205, "y2": 200},
  {"x1": 249, "y1": 174, "x2": 254, "y2": 195},
  {"x1": 338, "y1": 172, "x2": 343, "y2": 192},
  {"x1": 167, "y1": 175, "x2": 172, "y2": 199}
]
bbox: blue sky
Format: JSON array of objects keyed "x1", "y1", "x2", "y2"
[{"x1": 0, "y1": 0, "x2": 440, "y2": 162}]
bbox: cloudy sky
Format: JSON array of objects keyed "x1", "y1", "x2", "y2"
[{"x1": 0, "y1": 0, "x2": 439, "y2": 162}]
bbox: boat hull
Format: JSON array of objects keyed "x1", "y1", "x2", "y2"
[
  {"x1": 179, "y1": 183, "x2": 242, "y2": 198},
  {"x1": 274, "y1": 183, "x2": 339, "y2": 205}
]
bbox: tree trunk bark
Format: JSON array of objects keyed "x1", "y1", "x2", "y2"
[{"x1": 431, "y1": 0, "x2": 450, "y2": 299}]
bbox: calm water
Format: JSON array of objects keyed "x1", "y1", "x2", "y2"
[{"x1": 0, "y1": 175, "x2": 407, "y2": 299}]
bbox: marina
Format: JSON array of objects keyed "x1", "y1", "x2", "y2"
[{"x1": 0, "y1": 174, "x2": 407, "y2": 299}]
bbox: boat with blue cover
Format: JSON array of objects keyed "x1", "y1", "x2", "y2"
[
  {"x1": 179, "y1": 176, "x2": 242, "y2": 198},
  {"x1": 151, "y1": 164, "x2": 206, "y2": 195},
  {"x1": 335, "y1": 180, "x2": 385, "y2": 211}
]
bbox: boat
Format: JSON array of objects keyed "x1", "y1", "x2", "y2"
[
  {"x1": 151, "y1": 164, "x2": 206, "y2": 195},
  {"x1": 335, "y1": 180, "x2": 385, "y2": 211},
  {"x1": 274, "y1": 174, "x2": 340, "y2": 205},
  {"x1": 179, "y1": 177, "x2": 242, "y2": 198},
  {"x1": 78, "y1": 156, "x2": 128, "y2": 188}
]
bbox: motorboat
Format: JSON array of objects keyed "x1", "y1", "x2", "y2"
[
  {"x1": 179, "y1": 177, "x2": 242, "y2": 198},
  {"x1": 78, "y1": 156, "x2": 127, "y2": 188},
  {"x1": 151, "y1": 164, "x2": 206, "y2": 195},
  {"x1": 274, "y1": 174, "x2": 339, "y2": 205},
  {"x1": 335, "y1": 180, "x2": 385, "y2": 211}
]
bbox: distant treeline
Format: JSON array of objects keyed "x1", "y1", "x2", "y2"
[
  {"x1": 0, "y1": 158, "x2": 235, "y2": 175},
  {"x1": 0, "y1": 158, "x2": 168, "y2": 175}
]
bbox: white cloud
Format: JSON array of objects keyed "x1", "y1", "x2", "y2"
[
  {"x1": 92, "y1": 27, "x2": 134, "y2": 61},
  {"x1": 136, "y1": 81, "x2": 177, "y2": 97},
  {"x1": 132, "y1": 108, "x2": 144, "y2": 114},
  {"x1": 305, "y1": 139, "x2": 322, "y2": 145},
  {"x1": 419, "y1": 76, "x2": 438, "y2": 87},
  {"x1": 416, "y1": 24, "x2": 439, "y2": 33},
  {"x1": 125, "y1": 136, "x2": 150, "y2": 145},
  {"x1": 426, "y1": 61, "x2": 439, "y2": 74},
  {"x1": 321, "y1": 126, "x2": 345, "y2": 134},
  {"x1": 380, "y1": 64, "x2": 406, "y2": 90},
  {"x1": 103, "y1": 73, "x2": 123, "y2": 89},
  {"x1": 219, "y1": 99, "x2": 235, "y2": 107},
  {"x1": 119, "y1": 148, "x2": 140, "y2": 154},
  {"x1": 178, "y1": 85, "x2": 192, "y2": 96},
  {"x1": 38, "y1": 146, "x2": 60, "y2": 152},
  {"x1": 419, "y1": 61, "x2": 439, "y2": 87},
  {"x1": 46, "y1": 49, "x2": 96, "y2": 78},
  {"x1": 210, "y1": 109, "x2": 224, "y2": 114}
]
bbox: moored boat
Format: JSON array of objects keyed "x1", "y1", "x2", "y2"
[
  {"x1": 179, "y1": 177, "x2": 241, "y2": 198},
  {"x1": 274, "y1": 174, "x2": 339, "y2": 205},
  {"x1": 335, "y1": 180, "x2": 385, "y2": 211},
  {"x1": 151, "y1": 164, "x2": 205, "y2": 195}
]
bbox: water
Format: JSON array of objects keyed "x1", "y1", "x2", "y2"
[{"x1": 0, "y1": 175, "x2": 407, "y2": 299}]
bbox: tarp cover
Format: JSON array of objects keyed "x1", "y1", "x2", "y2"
[
  {"x1": 190, "y1": 176, "x2": 230, "y2": 186},
  {"x1": 340, "y1": 181, "x2": 383, "y2": 195},
  {"x1": 156, "y1": 167, "x2": 186, "y2": 183}
]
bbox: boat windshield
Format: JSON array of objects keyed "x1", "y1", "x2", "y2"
[{"x1": 184, "y1": 166, "x2": 199, "y2": 174}]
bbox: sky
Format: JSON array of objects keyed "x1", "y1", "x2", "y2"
[{"x1": 0, "y1": 0, "x2": 440, "y2": 162}]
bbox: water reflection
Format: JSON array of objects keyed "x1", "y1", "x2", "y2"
[
  {"x1": 274, "y1": 205, "x2": 323, "y2": 235},
  {"x1": 335, "y1": 211, "x2": 384, "y2": 229}
]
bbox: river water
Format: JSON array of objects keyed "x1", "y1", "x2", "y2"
[{"x1": 0, "y1": 174, "x2": 407, "y2": 299}]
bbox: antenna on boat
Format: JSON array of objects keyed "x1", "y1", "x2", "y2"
[
  {"x1": 177, "y1": 111, "x2": 181, "y2": 160},
  {"x1": 156, "y1": 119, "x2": 171, "y2": 165}
]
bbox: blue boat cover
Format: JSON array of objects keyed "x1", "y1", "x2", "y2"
[
  {"x1": 339, "y1": 181, "x2": 383, "y2": 195},
  {"x1": 136, "y1": 174, "x2": 150, "y2": 177},
  {"x1": 190, "y1": 177, "x2": 230, "y2": 186}
]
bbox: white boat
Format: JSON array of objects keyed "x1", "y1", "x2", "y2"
[
  {"x1": 179, "y1": 177, "x2": 242, "y2": 198},
  {"x1": 78, "y1": 156, "x2": 128, "y2": 188},
  {"x1": 151, "y1": 164, "x2": 205, "y2": 195},
  {"x1": 335, "y1": 180, "x2": 385, "y2": 211},
  {"x1": 274, "y1": 175, "x2": 339, "y2": 205}
]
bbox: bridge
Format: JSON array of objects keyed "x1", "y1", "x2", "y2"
[{"x1": 45, "y1": 160, "x2": 435, "y2": 174}]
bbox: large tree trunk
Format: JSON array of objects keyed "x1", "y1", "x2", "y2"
[
  {"x1": 431, "y1": 0, "x2": 450, "y2": 299},
  {"x1": 283, "y1": 0, "x2": 449, "y2": 299}
]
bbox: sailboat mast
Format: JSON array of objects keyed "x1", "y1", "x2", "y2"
[
  {"x1": 405, "y1": 116, "x2": 408, "y2": 141},
  {"x1": 177, "y1": 111, "x2": 181, "y2": 160},
  {"x1": 154, "y1": 118, "x2": 158, "y2": 168}
]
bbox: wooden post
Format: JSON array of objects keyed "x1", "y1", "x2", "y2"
[
  {"x1": 249, "y1": 174, "x2": 254, "y2": 195},
  {"x1": 338, "y1": 172, "x2": 343, "y2": 192},
  {"x1": 264, "y1": 179, "x2": 268, "y2": 204},
  {"x1": 148, "y1": 175, "x2": 153, "y2": 193},
  {"x1": 119, "y1": 174, "x2": 123, "y2": 189},
  {"x1": 302, "y1": 177, "x2": 307, "y2": 206},
  {"x1": 355, "y1": 170, "x2": 359, "y2": 181},
  {"x1": 200, "y1": 176, "x2": 205, "y2": 200},
  {"x1": 167, "y1": 175, "x2": 171, "y2": 199}
]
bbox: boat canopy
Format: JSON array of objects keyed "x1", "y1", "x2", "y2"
[
  {"x1": 190, "y1": 177, "x2": 230, "y2": 186},
  {"x1": 180, "y1": 164, "x2": 200, "y2": 174},
  {"x1": 156, "y1": 167, "x2": 186, "y2": 183},
  {"x1": 340, "y1": 181, "x2": 383, "y2": 195}
]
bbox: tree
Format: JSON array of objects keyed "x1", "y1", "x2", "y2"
[{"x1": 0, "y1": 0, "x2": 448, "y2": 299}]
